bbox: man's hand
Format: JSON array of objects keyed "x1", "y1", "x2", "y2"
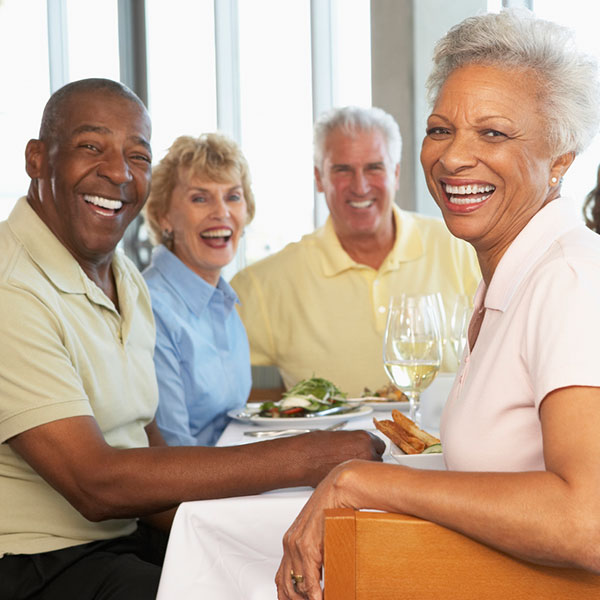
[{"x1": 283, "y1": 430, "x2": 385, "y2": 488}]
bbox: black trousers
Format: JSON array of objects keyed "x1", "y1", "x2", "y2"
[{"x1": 0, "y1": 522, "x2": 168, "y2": 600}]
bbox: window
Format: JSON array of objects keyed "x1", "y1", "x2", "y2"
[
  {"x1": 145, "y1": 0, "x2": 218, "y2": 162},
  {"x1": 330, "y1": 0, "x2": 371, "y2": 108},
  {"x1": 238, "y1": 0, "x2": 372, "y2": 266},
  {"x1": 0, "y1": 0, "x2": 371, "y2": 272},
  {"x1": 0, "y1": 0, "x2": 49, "y2": 220},
  {"x1": 66, "y1": 0, "x2": 120, "y2": 82},
  {"x1": 237, "y1": 0, "x2": 314, "y2": 263}
]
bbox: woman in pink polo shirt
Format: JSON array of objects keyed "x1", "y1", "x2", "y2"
[{"x1": 276, "y1": 8, "x2": 600, "y2": 599}]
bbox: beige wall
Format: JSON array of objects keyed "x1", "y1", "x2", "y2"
[{"x1": 370, "y1": 0, "x2": 415, "y2": 210}]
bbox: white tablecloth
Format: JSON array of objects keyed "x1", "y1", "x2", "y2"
[
  {"x1": 156, "y1": 489, "x2": 311, "y2": 599},
  {"x1": 156, "y1": 375, "x2": 455, "y2": 600}
]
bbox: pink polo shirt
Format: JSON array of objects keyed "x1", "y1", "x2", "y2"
[{"x1": 441, "y1": 198, "x2": 600, "y2": 472}]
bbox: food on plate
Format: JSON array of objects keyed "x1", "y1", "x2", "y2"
[
  {"x1": 258, "y1": 376, "x2": 348, "y2": 418},
  {"x1": 374, "y1": 419, "x2": 425, "y2": 454},
  {"x1": 373, "y1": 410, "x2": 441, "y2": 455},
  {"x1": 392, "y1": 409, "x2": 440, "y2": 448},
  {"x1": 362, "y1": 383, "x2": 408, "y2": 403}
]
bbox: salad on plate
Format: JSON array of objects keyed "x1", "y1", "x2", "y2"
[{"x1": 258, "y1": 377, "x2": 349, "y2": 418}]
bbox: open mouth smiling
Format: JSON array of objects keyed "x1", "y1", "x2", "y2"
[
  {"x1": 442, "y1": 183, "x2": 495, "y2": 205},
  {"x1": 348, "y1": 198, "x2": 375, "y2": 209},
  {"x1": 83, "y1": 194, "x2": 124, "y2": 213},
  {"x1": 200, "y1": 228, "x2": 233, "y2": 243}
]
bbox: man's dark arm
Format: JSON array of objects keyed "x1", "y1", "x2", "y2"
[{"x1": 9, "y1": 415, "x2": 384, "y2": 524}]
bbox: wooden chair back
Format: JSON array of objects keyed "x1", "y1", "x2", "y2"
[{"x1": 323, "y1": 509, "x2": 600, "y2": 599}]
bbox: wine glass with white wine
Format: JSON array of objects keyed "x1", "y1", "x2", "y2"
[
  {"x1": 383, "y1": 294, "x2": 443, "y2": 426},
  {"x1": 449, "y1": 294, "x2": 471, "y2": 363}
]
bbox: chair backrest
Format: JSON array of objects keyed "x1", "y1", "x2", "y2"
[{"x1": 323, "y1": 509, "x2": 600, "y2": 600}]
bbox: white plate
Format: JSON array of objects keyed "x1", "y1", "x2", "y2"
[
  {"x1": 228, "y1": 404, "x2": 373, "y2": 428},
  {"x1": 346, "y1": 397, "x2": 410, "y2": 412},
  {"x1": 389, "y1": 444, "x2": 446, "y2": 470}
]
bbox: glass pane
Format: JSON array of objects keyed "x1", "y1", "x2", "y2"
[
  {"x1": 66, "y1": 0, "x2": 120, "y2": 82},
  {"x1": 238, "y1": 0, "x2": 314, "y2": 264},
  {"x1": 0, "y1": 0, "x2": 49, "y2": 221},
  {"x1": 532, "y1": 0, "x2": 600, "y2": 214},
  {"x1": 331, "y1": 0, "x2": 372, "y2": 107},
  {"x1": 145, "y1": 0, "x2": 217, "y2": 162},
  {"x1": 486, "y1": 0, "x2": 503, "y2": 12}
]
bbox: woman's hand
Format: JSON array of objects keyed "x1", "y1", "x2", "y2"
[{"x1": 275, "y1": 460, "x2": 366, "y2": 599}]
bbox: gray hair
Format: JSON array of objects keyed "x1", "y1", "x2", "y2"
[
  {"x1": 426, "y1": 8, "x2": 600, "y2": 156},
  {"x1": 313, "y1": 106, "x2": 402, "y2": 169}
]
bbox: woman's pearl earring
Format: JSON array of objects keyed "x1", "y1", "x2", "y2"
[{"x1": 551, "y1": 176, "x2": 558, "y2": 185}]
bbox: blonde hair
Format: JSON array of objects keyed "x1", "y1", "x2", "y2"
[{"x1": 144, "y1": 133, "x2": 255, "y2": 247}]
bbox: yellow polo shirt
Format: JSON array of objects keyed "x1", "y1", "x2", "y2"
[
  {"x1": 0, "y1": 198, "x2": 158, "y2": 557},
  {"x1": 231, "y1": 206, "x2": 481, "y2": 397}
]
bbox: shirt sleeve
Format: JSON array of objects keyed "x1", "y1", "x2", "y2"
[
  {"x1": 151, "y1": 304, "x2": 198, "y2": 446},
  {"x1": 0, "y1": 286, "x2": 92, "y2": 443},
  {"x1": 230, "y1": 268, "x2": 277, "y2": 366},
  {"x1": 525, "y1": 256, "x2": 600, "y2": 406}
]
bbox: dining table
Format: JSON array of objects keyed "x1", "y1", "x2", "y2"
[{"x1": 156, "y1": 374, "x2": 455, "y2": 600}]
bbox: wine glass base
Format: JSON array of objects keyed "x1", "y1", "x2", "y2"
[{"x1": 408, "y1": 397, "x2": 421, "y2": 426}]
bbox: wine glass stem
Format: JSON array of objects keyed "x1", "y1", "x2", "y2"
[{"x1": 407, "y1": 392, "x2": 421, "y2": 426}]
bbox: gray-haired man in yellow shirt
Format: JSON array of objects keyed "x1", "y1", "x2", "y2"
[
  {"x1": 232, "y1": 106, "x2": 481, "y2": 397},
  {"x1": 0, "y1": 80, "x2": 384, "y2": 600}
]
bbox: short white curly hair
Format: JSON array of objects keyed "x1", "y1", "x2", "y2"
[
  {"x1": 313, "y1": 106, "x2": 402, "y2": 170},
  {"x1": 426, "y1": 8, "x2": 600, "y2": 156}
]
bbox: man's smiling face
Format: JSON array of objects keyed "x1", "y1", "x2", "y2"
[
  {"x1": 27, "y1": 88, "x2": 152, "y2": 266},
  {"x1": 315, "y1": 127, "x2": 399, "y2": 245}
]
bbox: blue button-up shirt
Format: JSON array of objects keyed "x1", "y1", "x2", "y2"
[{"x1": 143, "y1": 246, "x2": 251, "y2": 446}]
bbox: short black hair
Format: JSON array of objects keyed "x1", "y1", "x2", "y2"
[{"x1": 39, "y1": 78, "x2": 146, "y2": 142}]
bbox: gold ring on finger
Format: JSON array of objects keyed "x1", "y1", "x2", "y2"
[{"x1": 291, "y1": 570, "x2": 304, "y2": 585}]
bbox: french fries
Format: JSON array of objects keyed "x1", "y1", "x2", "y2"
[
  {"x1": 391, "y1": 409, "x2": 440, "y2": 448},
  {"x1": 373, "y1": 418, "x2": 424, "y2": 454},
  {"x1": 373, "y1": 411, "x2": 441, "y2": 455}
]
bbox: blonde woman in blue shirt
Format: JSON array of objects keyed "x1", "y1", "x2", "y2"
[{"x1": 143, "y1": 133, "x2": 254, "y2": 445}]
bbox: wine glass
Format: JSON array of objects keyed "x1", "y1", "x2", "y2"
[
  {"x1": 429, "y1": 292, "x2": 448, "y2": 365},
  {"x1": 383, "y1": 294, "x2": 443, "y2": 425},
  {"x1": 449, "y1": 294, "x2": 471, "y2": 363}
]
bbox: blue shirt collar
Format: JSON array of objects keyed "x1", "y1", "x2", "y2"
[{"x1": 149, "y1": 245, "x2": 239, "y2": 317}]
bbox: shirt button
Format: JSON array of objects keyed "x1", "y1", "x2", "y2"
[{"x1": 378, "y1": 306, "x2": 386, "y2": 314}]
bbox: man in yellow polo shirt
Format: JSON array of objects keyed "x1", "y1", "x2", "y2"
[
  {"x1": 0, "y1": 80, "x2": 384, "y2": 600},
  {"x1": 231, "y1": 106, "x2": 480, "y2": 397}
]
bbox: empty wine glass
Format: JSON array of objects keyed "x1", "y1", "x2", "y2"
[
  {"x1": 449, "y1": 294, "x2": 472, "y2": 363},
  {"x1": 383, "y1": 294, "x2": 442, "y2": 425}
]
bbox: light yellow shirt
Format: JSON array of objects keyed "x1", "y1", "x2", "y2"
[
  {"x1": 231, "y1": 206, "x2": 481, "y2": 397},
  {"x1": 0, "y1": 198, "x2": 158, "y2": 556}
]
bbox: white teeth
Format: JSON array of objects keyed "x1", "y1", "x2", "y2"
[
  {"x1": 201, "y1": 228, "x2": 232, "y2": 238},
  {"x1": 444, "y1": 184, "x2": 495, "y2": 195},
  {"x1": 449, "y1": 193, "x2": 492, "y2": 205},
  {"x1": 84, "y1": 195, "x2": 123, "y2": 210},
  {"x1": 443, "y1": 183, "x2": 495, "y2": 206},
  {"x1": 349, "y1": 199, "x2": 374, "y2": 209}
]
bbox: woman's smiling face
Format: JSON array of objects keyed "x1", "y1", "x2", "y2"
[
  {"x1": 160, "y1": 170, "x2": 247, "y2": 286},
  {"x1": 420, "y1": 63, "x2": 572, "y2": 274}
]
